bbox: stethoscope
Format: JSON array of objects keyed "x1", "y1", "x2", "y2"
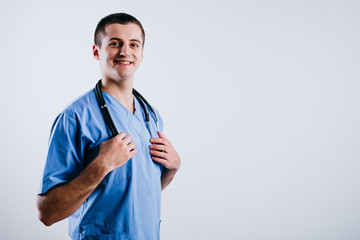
[{"x1": 94, "y1": 79, "x2": 159, "y2": 139}]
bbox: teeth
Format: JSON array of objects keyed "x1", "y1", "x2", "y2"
[{"x1": 115, "y1": 61, "x2": 131, "y2": 64}]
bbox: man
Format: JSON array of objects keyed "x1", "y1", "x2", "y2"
[{"x1": 36, "y1": 13, "x2": 180, "y2": 239}]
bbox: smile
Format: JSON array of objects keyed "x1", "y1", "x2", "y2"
[{"x1": 114, "y1": 60, "x2": 132, "y2": 65}]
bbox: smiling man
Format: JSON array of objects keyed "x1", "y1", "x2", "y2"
[{"x1": 36, "y1": 13, "x2": 180, "y2": 240}]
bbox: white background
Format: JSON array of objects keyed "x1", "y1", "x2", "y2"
[{"x1": 1, "y1": 0, "x2": 359, "y2": 239}]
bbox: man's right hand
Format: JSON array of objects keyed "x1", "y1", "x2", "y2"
[
  {"x1": 37, "y1": 132, "x2": 136, "y2": 226},
  {"x1": 96, "y1": 132, "x2": 137, "y2": 172}
]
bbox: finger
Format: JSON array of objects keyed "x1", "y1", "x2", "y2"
[
  {"x1": 127, "y1": 141, "x2": 136, "y2": 150},
  {"x1": 149, "y1": 144, "x2": 166, "y2": 152},
  {"x1": 157, "y1": 131, "x2": 171, "y2": 146},
  {"x1": 123, "y1": 135, "x2": 132, "y2": 144},
  {"x1": 115, "y1": 132, "x2": 127, "y2": 140},
  {"x1": 150, "y1": 150, "x2": 168, "y2": 159},
  {"x1": 152, "y1": 156, "x2": 168, "y2": 166},
  {"x1": 150, "y1": 138, "x2": 165, "y2": 145},
  {"x1": 157, "y1": 131, "x2": 167, "y2": 140},
  {"x1": 130, "y1": 149, "x2": 137, "y2": 157}
]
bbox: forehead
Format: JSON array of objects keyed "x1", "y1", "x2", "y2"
[{"x1": 102, "y1": 23, "x2": 143, "y2": 42}]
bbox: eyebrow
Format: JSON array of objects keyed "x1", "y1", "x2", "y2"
[{"x1": 108, "y1": 37, "x2": 142, "y2": 45}]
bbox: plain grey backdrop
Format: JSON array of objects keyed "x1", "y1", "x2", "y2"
[{"x1": 0, "y1": 0, "x2": 359, "y2": 239}]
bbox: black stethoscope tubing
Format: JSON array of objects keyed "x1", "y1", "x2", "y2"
[{"x1": 95, "y1": 79, "x2": 158, "y2": 138}]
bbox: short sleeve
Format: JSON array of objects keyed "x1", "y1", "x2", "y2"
[{"x1": 38, "y1": 112, "x2": 86, "y2": 194}]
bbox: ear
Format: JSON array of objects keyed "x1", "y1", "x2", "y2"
[{"x1": 93, "y1": 44, "x2": 100, "y2": 60}]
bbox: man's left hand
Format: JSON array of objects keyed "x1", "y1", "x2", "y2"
[{"x1": 150, "y1": 131, "x2": 180, "y2": 171}]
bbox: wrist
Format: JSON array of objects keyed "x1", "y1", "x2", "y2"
[
  {"x1": 91, "y1": 156, "x2": 112, "y2": 177},
  {"x1": 164, "y1": 167, "x2": 178, "y2": 175}
]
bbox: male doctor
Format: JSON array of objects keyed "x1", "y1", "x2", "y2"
[{"x1": 36, "y1": 13, "x2": 180, "y2": 239}]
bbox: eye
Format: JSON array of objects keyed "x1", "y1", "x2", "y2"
[
  {"x1": 131, "y1": 43, "x2": 140, "y2": 48},
  {"x1": 109, "y1": 42, "x2": 120, "y2": 47}
]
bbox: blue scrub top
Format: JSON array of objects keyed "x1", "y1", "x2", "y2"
[{"x1": 39, "y1": 89, "x2": 163, "y2": 240}]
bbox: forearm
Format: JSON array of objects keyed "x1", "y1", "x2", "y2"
[
  {"x1": 161, "y1": 168, "x2": 178, "y2": 190},
  {"x1": 37, "y1": 159, "x2": 110, "y2": 226}
]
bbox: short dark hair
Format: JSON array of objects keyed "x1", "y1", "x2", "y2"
[{"x1": 94, "y1": 13, "x2": 145, "y2": 48}]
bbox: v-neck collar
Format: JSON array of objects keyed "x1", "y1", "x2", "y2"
[{"x1": 101, "y1": 91, "x2": 143, "y2": 122}]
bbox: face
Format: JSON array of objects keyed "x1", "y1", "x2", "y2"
[{"x1": 93, "y1": 23, "x2": 144, "y2": 82}]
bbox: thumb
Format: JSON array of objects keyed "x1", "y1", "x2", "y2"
[{"x1": 157, "y1": 131, "x2": 166, "y2": 139}]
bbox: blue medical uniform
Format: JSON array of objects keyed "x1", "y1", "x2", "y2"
[{"x1": 39, "y1": 89, "x2": 163, "y2": 240}]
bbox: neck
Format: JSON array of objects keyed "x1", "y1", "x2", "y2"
[{"x1": 101, "y1": 77, "x2": 135, "y2": 114}]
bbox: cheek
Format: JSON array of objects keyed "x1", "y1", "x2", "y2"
[
  {"x1": 105, "y1": 53, "x2": 117, "y2": 66},
  {"x1": 136, "y1": 53, "x2": 143, "y2": 62},
  {"x1": 134, "y1": 49, "x2": 143, "y2": 58},
  {"x1": 107, "y1": 57, "x2": 113, "y2": 65}
]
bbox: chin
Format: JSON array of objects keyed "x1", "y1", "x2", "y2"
[{"x1": 114, "y1": 72, "x2": 134, "y2": 80}]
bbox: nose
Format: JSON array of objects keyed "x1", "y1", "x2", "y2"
[{"x1": 119, "y1": 44, "x2": 130, "y2": 57}]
